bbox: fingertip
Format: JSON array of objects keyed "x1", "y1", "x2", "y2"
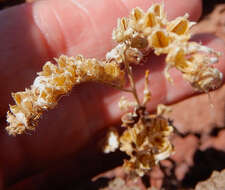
[{"x1": 32, "y1": 0, "x2": 66, "y2": 57}]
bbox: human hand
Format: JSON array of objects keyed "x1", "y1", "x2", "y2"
[{"x1": 0, "y1": 0, "x2": 225, "y2": 189}]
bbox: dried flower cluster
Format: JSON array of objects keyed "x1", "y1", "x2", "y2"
[
  {"x1": 104, "y1": 70, "x2": 174, "y2": 176},
  {"x1": 111, "y1": 4, "x2": 222, "y2": 91},
  {"x1": 120, "y1": 106, "x2": 173, "y2": 177},
  {"x1": 6, "y1": 55, "x2": 124, "y2": 135},
  {"x1": 6, "y1": 3, "x2": 223, "y2": 138}
]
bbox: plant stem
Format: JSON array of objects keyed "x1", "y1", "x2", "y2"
[
  {"x1": 111, "y1": 84, "x2": 134, "y2": 93},
  {"x1": 123, "y1": 47, "x2": 141, "y2": 106}
]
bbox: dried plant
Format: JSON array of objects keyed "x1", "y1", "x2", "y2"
[
  {"x1": 103, "y1": 68, "x2": 174, "y2": 177},
  {"x1": 111, "y1": 4, "x2": 222, "y2": 90},
  {"x1": 5, "y1": 3, "x2": 223, "y2": 180},
  {"x1": 6, "y1": 3, "x2": 222, "y2": 136},
  {"x1": 6, "y1": 55, "x2": 125, "y2": 135}
]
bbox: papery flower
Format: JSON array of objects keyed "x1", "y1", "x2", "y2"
[
  {"x1": 6, "y1": 55, "x2": 125, "y2": 135},
  {"x1": 104, "y1": 105, "x2": 174, "y2": 177}
]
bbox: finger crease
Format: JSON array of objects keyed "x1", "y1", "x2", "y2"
[
  {"x1": 118, "y1": 0, "x2": 129, "y2": 13},
  {"x1": 70, "y1": 0, "x2": 102, "y2": 48},
  {"x1": 49, "y1": 5, "x2": 67, "y2": 56}
]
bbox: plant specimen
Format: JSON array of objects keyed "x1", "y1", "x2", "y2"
[
  {"x1": 5, "y1": 2, "x2": 223, "y2": 178},
  {"x1": 103, "y1": 78, "x2": 174, "y2": 176},
  {"x1": 6, "y1": 55, "x2": 125, "y2": 135}
]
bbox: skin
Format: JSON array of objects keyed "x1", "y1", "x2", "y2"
[{"x1": 0, "y1": 0, "x2": 225, "y2": 189}]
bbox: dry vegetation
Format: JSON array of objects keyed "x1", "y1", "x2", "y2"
[{"x1": 1, "y1": 1, "x2": 225, "y2": 190}]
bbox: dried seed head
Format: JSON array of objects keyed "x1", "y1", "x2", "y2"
[
  {"x1": 104, "y1": 68, "x2": 174, "y2": 176},
  {"x1": 144, "y1": 12, "x2": 157, "y2": 28},
  {"x1": 6, "y1": 55, "x2": 125, "y2": 135},
  {"x1": 184, "y1": 66, "x2": 223, "y2": 92},
  {"x1": 106, "y1": 92, "x2": 174, "y2": 177},
  {"x1": 148, "y1": 30, "x2": 171, "y2": 55},
  {"x1": 106, "y1": 43, "x2": 143, "y2": 65},
  {"x1": 119, "y1": 110, "x2": 174, "y2": 176},
  {"x1": 112, "y1": 3, "x2": 222, "y2": 91},
  {"x1": 129, "y1": 7, "x2": 145, "y2": 32},
  {"x1": 167, "y1": 13, "x2": 195, "y2": 36},
  {"x1": 112, "y1": 17, "x2": 131, "y2": 43},
  {"x1": 149, "y1": 3, "x2": 164, "y2": 18}
]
